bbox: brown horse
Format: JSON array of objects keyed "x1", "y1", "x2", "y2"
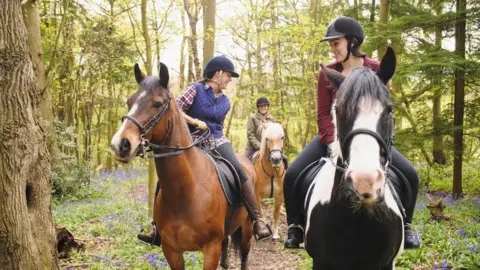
[
  {"x1": 252, "y1": 123, "x2": 286, "y2": 240},
  {"x1": 111, "y1": 63, "x2": 254, "y2": 269}
]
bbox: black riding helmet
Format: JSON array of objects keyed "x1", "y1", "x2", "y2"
[
  {"x1": 203, "y1": 55, "x2": 239, "y2": 79},
  {"x1": 256, "y1": 97, "x2": 270, "y2": 107},
  {"x1": 320, "y1": 16, "x2": 366, "y2": 62}
]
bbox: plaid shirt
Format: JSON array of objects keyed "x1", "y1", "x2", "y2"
[{"x1": 176, "y1": 82, "x2": 229, "y2": 149}]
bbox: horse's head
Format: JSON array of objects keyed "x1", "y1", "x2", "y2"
[
  {"x1": 111, "y1": 63, "x2": 171, "y2": 163},
  {"x1": 260, "y1": 123, "x2": 285, "y2": 167},
  {"x1": 322, "y1": 47, "x2": 396, "y2": 205}
]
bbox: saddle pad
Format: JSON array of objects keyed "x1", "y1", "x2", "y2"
[{"x1": 203, "y1": 150, "x2": 243, "y2": 206}]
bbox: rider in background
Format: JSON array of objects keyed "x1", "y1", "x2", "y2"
[
  {"x1": 137, "y1": 56, "x2": 272, "y2": 246},
  {"x1": 244, "y1": 97, "x2": 274, "y2": 159},
  {"x1": 283, "y1": 16, "x2": 420, "y2": 250}
]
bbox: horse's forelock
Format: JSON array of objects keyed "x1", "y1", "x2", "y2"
[
  {"x1": 260, "y1": 123, "x2": 284, "y2": 159},
  {"x1": 335, "y1": 68, "x2": 390, "y2": 123}
]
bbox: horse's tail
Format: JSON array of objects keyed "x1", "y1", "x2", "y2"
[{"x1": 231, "y1": 227, "x2": 243, "y2": 256}]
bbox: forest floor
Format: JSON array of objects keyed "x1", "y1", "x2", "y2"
[{"x1": 55, "y1": 168, "x2": 480, "y2": 270}]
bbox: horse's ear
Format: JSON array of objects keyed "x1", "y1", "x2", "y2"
[
  {"x1": 134, "y1": 64, "x2": 144, "y2": 84},
  {"x1": 376, "y1": 47, "x2": 396, "y2": 85},
  {"x1": 159, "y1": 62, "x2": 169, "y2": 89},
  {"x1": 321, "y1": 64, "x2": 345, "y2": 89}
]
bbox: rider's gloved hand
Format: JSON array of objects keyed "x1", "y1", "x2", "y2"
[
  {"x1": 191, "y1": 119, "x2": 208, "y2": 130},
  {"x1": 327, "y1": 142, "x2": 334, "y2": 158}
]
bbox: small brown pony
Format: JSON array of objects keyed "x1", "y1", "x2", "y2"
[
  {"x1": 252, "y1": 123, "x2": 286, "y2": 240},
  {"x1": 111, "y1": 63, "x2": 254, "y2": 269}
]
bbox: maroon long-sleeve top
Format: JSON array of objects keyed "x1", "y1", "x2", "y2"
[{"x1": 316, "y1": 57, "x2": 381, "y2": 145}]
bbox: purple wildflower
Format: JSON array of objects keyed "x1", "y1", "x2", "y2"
[
  {"x1": 471, "y1": 246, "x2": 479, "y2": 252},
  {"x1": 433, "y1": 263, "x2": 438, "y2": 270}
]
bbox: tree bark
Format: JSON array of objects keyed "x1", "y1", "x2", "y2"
[
  {"x1": 453, "y1": 0, "x2": 466, "y2": 199},
  {"x1": 202, "y1": 0, "x2": 215, "y2": 67},
  {"x1": 0, "y1": 1, "x2": 59, "y2": 268},
  {"x1": 23, "y1": 0, "x2": 60, "y2": 166}
]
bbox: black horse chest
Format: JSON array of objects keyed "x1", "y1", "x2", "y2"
[{"x1": 306, "y1": 201, "x2": 403, "y2": 270}]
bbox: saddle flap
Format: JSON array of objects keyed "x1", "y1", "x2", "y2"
[
  {"x1": 204, "y1": 150, "x2": 243, "y2": 206},
  {"x1": 292, "y1": 159, "x2": 327, "y2": 215}
]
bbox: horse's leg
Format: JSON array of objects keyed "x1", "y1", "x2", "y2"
[
  {"x1": 201, "y1": 240, "x2": 222, "y2": 270},
  {"x1": 239, "y1": 219, "x2": 253, "y2": 270},
  {"x1": 272, "y1": 193, "x2": 282, "y2": 240},
  {"x1": 220, "y1": 237, "x2": 229, "y2": 269},
  {"x1": 162, "y1": 243, "x2": 184, "y2": 270}
]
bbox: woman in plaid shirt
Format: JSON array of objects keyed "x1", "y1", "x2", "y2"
[{"x1": 138, "y1": 56, "x2": 272, "y2": 246}]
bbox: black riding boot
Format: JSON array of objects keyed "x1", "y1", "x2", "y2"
[
  {"x1": 404, "y1": 224, "x2": 420, "y2": 249},
  {"x1": 283, "y1": 184, "x2": 304, "y2": 249},
  {"x1": 282, "y1": 155, "x2": 289, "y2": 170},
  {"x1": 137, "y1": 181, "x2": 162, "y2": 246},
  {"x1": 137, "y1": 225, "x2": 161, "y2": 246},
  {"x1": 241, "y1": 180, "x2": 272, "y2": 241}
]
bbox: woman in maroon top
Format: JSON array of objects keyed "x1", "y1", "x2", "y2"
[{"x1": 283, "y1": 16, "x2": 420, "y2": 250}]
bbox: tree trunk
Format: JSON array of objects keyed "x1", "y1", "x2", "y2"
[
  {"x1": 202, "y1": 0, "x2": 215, "y2": 67},
  {"x1": 370, "y1": 0, "x2": 375, "y2": 22},
  {"x1": 453, "y1": 0, "x2": 466, "y2": 199},
  {"x1": 432, "y1": 4, "x2": 446, "y2": 165},
  {"x1": 0, "y1": 1, "x2": 59, "y2": 268},
  {"x1": 184, "y1": 0, "x2": 201, "y2": 80},
  {"x1": 23, "y1": 0, "x2": 59, "y2": 165},
  {"x1": 378, "y1": 0, "x2": 389, "y2": 56},
  {"x1": 141, "y1": 0, "x2": 157, "y2": 218},
  {"x1": 179, "y1": 8, "x2": 187, "y2": 90}
]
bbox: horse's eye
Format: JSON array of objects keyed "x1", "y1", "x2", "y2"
[
  {"x1": 385, "y1": 105, "x2": 394, "y2": 114},
  {"x1": 153, "y1": 102, "x2": 162, "y2": 108},
  {"x1": 281, "y1": 136, "x2": 285, "y2": 140}
]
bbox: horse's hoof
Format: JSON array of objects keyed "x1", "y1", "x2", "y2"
[{"x1": 272, "y1": 234, "x2": 280, "y2": 241}]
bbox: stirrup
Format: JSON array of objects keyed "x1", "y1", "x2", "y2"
[
  {"x1": 252, "y1": 219, "x2": 273, "y2": 242},
  {"x1": 287, "y1": 223, "x2": 305, "y2": 233}
]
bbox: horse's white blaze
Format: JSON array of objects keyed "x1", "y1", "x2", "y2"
[
  {"x1": 348, "y1": 99, "x2": 384, "y2": 174},
  {"x1": 111, "y1": 102, "x2": 141, "y2": 156},
  {"x1": 111, "y1": 121, "x2": 128, "y2": 153},
  {"x1": 305, "y1": 158, "x2": 336, "y2": 235}
]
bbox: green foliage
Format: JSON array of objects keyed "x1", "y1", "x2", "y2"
[{"x1": 51, "y1": 119, "x2": 95, "y2": 201}]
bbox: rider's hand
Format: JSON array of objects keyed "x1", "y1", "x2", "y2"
[
  {"x1": 191, "y1": 119, "x2": 208, "y2": 130},
  {"x1": 327, "y1": 142, "x2": 334, "y2": 158}
]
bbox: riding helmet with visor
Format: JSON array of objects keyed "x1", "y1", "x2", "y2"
[
  {"x1": 321, "y1": 16, "x2": 366, "y2": 62},
  {"x1": 203, "y1": 56, "x2": 239, "y2": 79},
  {"x1": 256, "y1": 97, "x2": 270, "y2": 107}
]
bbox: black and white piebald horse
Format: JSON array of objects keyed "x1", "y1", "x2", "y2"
[{"x1": 305, "y1": 47, "x2": 404, "y2": 270}]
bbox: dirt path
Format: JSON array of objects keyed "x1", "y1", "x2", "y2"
[{"x1": 220, "y1": 201, "x2": 305, "y2": 270}]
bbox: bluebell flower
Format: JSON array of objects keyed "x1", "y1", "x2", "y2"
[
  {"x1": 433, "y1": 263, "x2": 438, "y2": 270},
  {"x1": 441, "y1": 259, "x2": 448, "y2": 270},
  {"x1": 471, "y1": 246, "x2": 479, "y2": 252}
]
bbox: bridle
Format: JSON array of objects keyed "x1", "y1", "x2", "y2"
[
  {"x1": 331, "y1": 107, "x2": 406, "y2": 218},
  {"x1": 121, "y1": 90, "x2": 209, "y2": 158}
]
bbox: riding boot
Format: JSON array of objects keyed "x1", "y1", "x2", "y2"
[
  {"x1": 285, "y1": 224, "x2": 305, "y2": 249},
  {"x1": 241, "y1": 180, "x2": 272, "y2": 241},
  {"x1": 404, "y1": 224, "x2": 420, "y2": 249},
  {"x1": 282, "y1": 154, "x2": 289, "y2": 170},
  {"x1": 283, "y1": 184, "x2": 304, "y2": 249},
  {"x1": 137, "y1": 225, "x2": 161, "y2": 247}
]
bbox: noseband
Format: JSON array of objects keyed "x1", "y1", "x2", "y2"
[
  {"x1": 121, "y1": 91, "x2": 209, "y2": 158},
  {"x1": 340, "y1": 128, "x2": 393, "y2": 170}
]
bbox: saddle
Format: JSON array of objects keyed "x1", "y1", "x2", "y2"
[
  {"x1": 202, "y1": 149, "x2": 243, "y2": 207},
  {"x1": 294, "y1": 158, "x2": 412, "y2": 218}
]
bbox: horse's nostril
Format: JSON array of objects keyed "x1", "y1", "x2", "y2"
[
  {"x1": 362, "y1": 193, "x2": 373, "y2": 199},
  {"x1": 119, "y1": 138, "x2": 131, "y2": 157}
]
